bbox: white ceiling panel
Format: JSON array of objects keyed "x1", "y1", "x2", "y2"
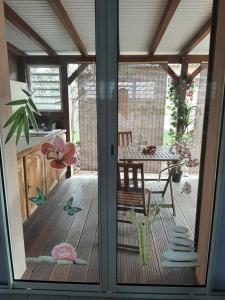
[
  {"x1": 5, "y1": 0, "x2": 79, "y2": 54},
  {"x1": 119, "y1": 0, "x2": 168, "y2": 54},
  {"x1": 60, "y1": 0, "x2": 95, "y2": 54},
  {"x1": 156, "y1": 0, "x2": 213, "y2": 55},
  {"x1": 190, "y1": 34, "x2": 210, "y2": 55},
  {"x1": 5, "y1": 21, "x2": 45, "y2": 54}
]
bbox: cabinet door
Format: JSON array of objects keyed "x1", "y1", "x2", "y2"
[
  {"x1": 17, "y1": 157, "x2": 27, "y2": 223},
  {"x1": 45, "y1": 157, "x2": 58, "y2": 194},
  {"x1": 25, "y1": 149, "x2": 45, "y2": 217}
]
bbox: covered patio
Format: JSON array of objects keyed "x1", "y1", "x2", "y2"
[{"x1": 3, "y1": 0, "x2": 213, "y2": 286}]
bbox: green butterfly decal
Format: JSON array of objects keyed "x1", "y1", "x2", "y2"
[
  {"x1": 29, "y1": 187, "x2": 47, "y2": 206},
  {"x1": 63, "y1": 197, "x2": 82, "y2": 216}
]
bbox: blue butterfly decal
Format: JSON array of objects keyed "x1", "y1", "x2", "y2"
[
  {"x1": 63, "y1": 197, "x2": 82, "y2": 216},
  {"x1": 29, "y1": 187, "x2": 47, "y2": 206}
]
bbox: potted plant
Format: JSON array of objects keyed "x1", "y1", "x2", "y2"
[{"x1": 170, "y1": 140, "x2": 199, "y2": 182}]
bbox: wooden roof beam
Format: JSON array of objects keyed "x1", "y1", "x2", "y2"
[
  {"x1": 68, "y1": 64, "x2": 88, "y2": 85},
  {"x1": 179, "y1": 18, "x2": 211, "y2": 57},
  {"x1": 190, "y1": 64, "x2": 208, "y2": 79},
  {"x1": 148, "y1": 0, "x2": 180, "y2": 57},
  {"x1": 7, "y1": 42, "x2": 26, "y2": 56},
  {"x1": 160, "y1": 64, "x2": 178, "y2": 80},
  {"x1": 4, "y1": 3, "x2": 57, "y2": 56},
  {"x1": 48, "y1": 0, "x2": 88, "y2": 57},
  {"x1": 24, "y1": 55, "x2": 209, "y2": 64}
]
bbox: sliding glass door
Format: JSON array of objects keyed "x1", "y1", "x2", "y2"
[{"x1": 1, "y1": 0, "x2": 225, "y2": 295}]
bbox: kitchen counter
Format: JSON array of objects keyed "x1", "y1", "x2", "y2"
[{"x1": 17, "y1": 129, "x2": 67, "y2": 158}]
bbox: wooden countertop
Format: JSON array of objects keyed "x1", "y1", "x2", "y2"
[{"x1": 17, "y1": 129, "x2": 66, "y2": 158}]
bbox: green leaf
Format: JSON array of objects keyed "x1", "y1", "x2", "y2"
[
  {"x1": 16, "y1": 115, "x2": 24, "y2": 145},
  {"x1": 6, "y1": 99, "x2": 28, "y2": 106},
  {"x1": 22, "y1": 89, "x2": 32, "y2": 97},
  {"x1": 25, "y1": 104, "x2": 38, "y2": 131},
  {"x1": 3, "y1": 106, "x2": 24, "y2": 128},
  {"x1": 5, "y1": 114, "x2": 21, "y2": 144},
  {"x1": 28, "y1": 98, "x2": 40, "y2": 114},
  {"x1": 23, "y1": 110, "x2": 30, "y2": 144}
]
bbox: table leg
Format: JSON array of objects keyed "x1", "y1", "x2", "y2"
[
  {"x1": 162, "y1": 162, "x2": 172, "y2": 197},
  {"x1": 169, "y1": 170, "x2": 176, "y2": 217},
  {"x1": 161, "y1": 161, "x2": 176, "y2": 216}
]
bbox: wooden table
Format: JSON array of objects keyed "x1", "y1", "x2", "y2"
[{"x1": 118, "y1": 145, "x2": 179, "y2": 216}]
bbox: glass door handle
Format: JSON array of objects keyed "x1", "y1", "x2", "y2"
[{"x1": 111, "y1": 144, "x2": 114, "y2": 156}]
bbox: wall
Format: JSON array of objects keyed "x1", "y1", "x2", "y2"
[{"x1": 0, "y1": 0, "x2": 26, "y2": 279}]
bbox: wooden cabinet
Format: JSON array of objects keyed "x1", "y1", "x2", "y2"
[
  {"x1": 17, "y1": 157, "x2": 28, "y2": 222},
  {"x1": 17, "y1": 131, "x2": 67, "y2": 221},
  {"x1": 45, "y1": 158, "x2": 58, "y2": 194},
  {"x1": 24, "y1": 149, "x2": 46, "y2": 217}
]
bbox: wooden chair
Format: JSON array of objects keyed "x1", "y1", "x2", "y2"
[
  {"x1": 117, "y1": 162, "x2": 151, "y2": 217},
  {"x1": 118, "y1": 131, "x2": 132, "y2": 146}
]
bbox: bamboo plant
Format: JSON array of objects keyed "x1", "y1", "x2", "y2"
[
  {"x1": 3, "y1": 89, "x2": 40, "y2": 145},
  {"x1": 126, "y1": 206, "x2": 160, "y2": 266}
]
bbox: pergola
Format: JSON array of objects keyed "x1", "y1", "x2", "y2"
[
  {"x1": 4, "y1": 0, "x2": 212, "y2": 141},
  {"x1": 5, "y1": 0, "x2": 211, "y2": 61}
]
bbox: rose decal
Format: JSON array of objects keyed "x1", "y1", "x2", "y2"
[{"x1": 52, "y1": 243, "x2": 77, "y2": 261}]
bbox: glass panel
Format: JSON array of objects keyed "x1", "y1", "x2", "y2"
[
  {"x1": 29, "y1": 66, "x2": 62, "y2": 111},
  {"x1": 3, "y1": 0, "x2": 98, "y2": 284},
  {"x1": 117, "y1": 0, "x2": 212, "y2": 285}
]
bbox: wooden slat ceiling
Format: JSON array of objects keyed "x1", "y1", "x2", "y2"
[
  {"x1": 5, "y1": 0, "x2": 78, "y2": 54},
  {"x1": 4, "y1": 0, "x2": 213, "y2": 57},
  {"x1": 156, "y1": 0, "x2": 213, "y2": 54}
]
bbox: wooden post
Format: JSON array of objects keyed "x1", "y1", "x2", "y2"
[
  {"x1": 60, "y1": 60, "x2": 72, "y2": 177},
  {"x1": 0, "y1": 0, "x2": 26, "y2": 278},
  {"x1": 17, "y1": 56, "x2": 27, "y2": 83},
  {"x1": 176, "y1": 57, "x2": 188, "y2": 137}
]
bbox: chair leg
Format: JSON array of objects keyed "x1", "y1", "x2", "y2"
[{"x1": 169, "y1": 176, "x2": 176, "y2": 217}]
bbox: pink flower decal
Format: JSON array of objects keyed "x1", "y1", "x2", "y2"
[
  {"x1": 186, "y1": 159, "x2": 199, "y2": 168},
  {"x1": 52, "y1": 243, "x2": 77, "y2": 261},
  {"x1": 41, "y1": 135, "x2": 77, "y2": 169}
]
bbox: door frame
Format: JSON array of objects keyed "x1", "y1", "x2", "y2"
[{"x1": 0, "y1": 0, "x2": 225, "y2": 297}]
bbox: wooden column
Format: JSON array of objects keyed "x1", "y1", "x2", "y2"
[
  {"x1": 17, "y1": 56, "x2": 27, "y2": 82},
  {"x1": 0, "y1": 0, "x2": 26, "y2": 278},
  {"x1": 176, "y1": 57, "x2": 188, "y2": 137},
  {"x1": 60, "y1": 61, "x2": 72, "y2": 177}
]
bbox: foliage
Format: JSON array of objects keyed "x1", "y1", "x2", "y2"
[
  {"x1": 167, "y1": 74, "x2": 196, "y2": 142},
  {"x1": 169, "y1": 140, "x2": 199, "y2": 173},
  {"x1": 126, "y1": 207, "x2": 160, "y2": 266},
  {"x1": 3, "y1": 89, "x2": 40, "y2": 145}
]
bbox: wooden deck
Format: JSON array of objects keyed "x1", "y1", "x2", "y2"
[{"x1": 22, "y1": 174, "x2": 198, "y2": 285}]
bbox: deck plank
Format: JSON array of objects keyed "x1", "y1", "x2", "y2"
[{"x1": 22, "y1": 174, "x2": 197, "y2": 285}]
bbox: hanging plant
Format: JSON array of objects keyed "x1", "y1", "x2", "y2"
[
  {"x1": 167, "y1": 74, "x2": 196, "y2": 142},
  {"x1": 3, "y1": 89, "x2": 40, "y2": 145}
]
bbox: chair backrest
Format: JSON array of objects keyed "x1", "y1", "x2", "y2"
[
  {"x1": 118, "y1": 131, "x2": 132, "y2": 146},
  {"x1": 117, "y1": 162, "x2": 144, "y2": 195}
]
